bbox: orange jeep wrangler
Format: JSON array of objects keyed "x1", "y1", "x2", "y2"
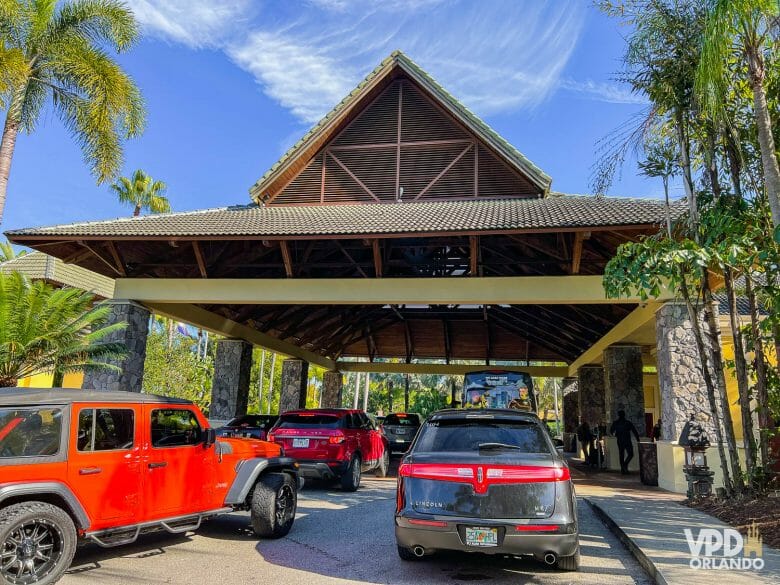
[{"x1": 0, "y1": 388, "x2": 301, "y2": 585}]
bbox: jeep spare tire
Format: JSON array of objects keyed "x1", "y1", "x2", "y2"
[
  {"x1": 250, "y1": 472, "x2": 296, "y2": 538},
  {"x1": 0, "y1": 501, "x2": 77, "y2": 585}
]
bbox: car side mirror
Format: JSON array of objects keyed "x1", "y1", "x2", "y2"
[{"x1": 204, "y1": 428, "x2": 217, "y2": 447}]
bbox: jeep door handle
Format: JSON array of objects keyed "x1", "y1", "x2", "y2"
[
  {"x1": 148, "y1": 462, "x2": 167, "y2": 469},
  {"x1": 79, "y1": 467, "x2": 102, "y2": 475}
]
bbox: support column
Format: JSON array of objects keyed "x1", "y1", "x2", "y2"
[
  {"x1": 321, "y1": 371, "x2": 343, "y2": 408},
  {"x1": 82, "y1": 300, "x2": 150, "y2": 393},
  {"x1": 577, "y1": 366, "x2": 606, "y2": 428},
  {"x1": 655, "y1": 302, "x2": 715, "y2": 442},
  {"x1": 603, "y1": 345, "x2": 646, "y2": 436},
  {"x1": 279, "y1": 359, "x2": 309, "y2": 413},
  {"x1": 562, "y1": 377, "x2": 579, "y2": 433},
  {"x1": 210, "y1": 339, "x2": 253, "y2": 421}
]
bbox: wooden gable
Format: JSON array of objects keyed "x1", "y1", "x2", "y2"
[{"x1": 268, "y1": 77, "x2": 542, "y2": 205}]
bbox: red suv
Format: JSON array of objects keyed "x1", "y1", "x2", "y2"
[{"x1": 269, "y1": 409, "x2": 389, "y2": 491}]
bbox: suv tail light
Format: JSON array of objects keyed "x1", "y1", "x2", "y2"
[
  {"x1": 267, "y1": 433, "x2": 276, "y2": 442},
  {"x1": 398, "y1": 463, "x2": 570, "y2": 483},
  {"x1": 328, "y1": 434, "x2": 345, "y2": 444}
]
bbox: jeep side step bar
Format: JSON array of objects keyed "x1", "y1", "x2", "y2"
[{"x1": 86, "y1": 507, "x2": 233, "y2": 548}]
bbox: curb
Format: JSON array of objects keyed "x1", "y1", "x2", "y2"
[{"x1": 585, "y1": 497, "x2": 669, "y2": 585}]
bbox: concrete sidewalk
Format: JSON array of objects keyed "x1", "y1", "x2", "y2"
[{"x1": 570, "y1": 460, "x2": 780, "y2": 585}]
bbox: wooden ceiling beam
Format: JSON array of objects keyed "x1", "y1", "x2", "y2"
[
  {"x1": 570, "y1": 231, "x2": 591, "y2": 275},
  {"x1": 106, "y1": 241, "x2": 127, "y2": 277},
  {"x1": 192, "y1": 241, "x2": 208, "y2": 278},
  {"x1": 404, "y1": 319, "x2": 414, "y2": 363},
  {"x1": 279, "y1": 240, "x2": 294, "y2": 278},
  {"x1": 469, "y1": 235, "x2": 479, "y2": 276},
  {"x1": 372, "y1": 239, "x2": 383, "y2": 278}
]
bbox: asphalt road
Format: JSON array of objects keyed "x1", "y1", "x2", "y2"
[{"x1": 61, "y1": 475, "x2": 652, "y2": 585}]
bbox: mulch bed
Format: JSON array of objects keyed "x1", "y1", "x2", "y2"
[{"x1": 684, "y1": 494, "x2": 780, "y2": 550}]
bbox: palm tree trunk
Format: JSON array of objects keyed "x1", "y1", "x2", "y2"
[
  {"x1": 747, "y1": 49, "x2": 780, "y2": 229},
  {"x1": 701, "y1": 272, "x2": 744, "y2": 491},
  {"x1": 675, "y1": 112, "x2": 698, "y2": 225},
  {"x1": 723, "y1": 269, "x2": 757, "y2": 483},
  {"x1": 746, "y1": 278, "x2": 771, "y2": 468},
  {"x1": 133, "y1": 204, "x2": 141, "y2": 217},
  {"x1": 680, "y1": 274, "x2": 733, "y2": 493},
  {"x1": 0, "y1": 112, "x2": 21, "y2": 226}
]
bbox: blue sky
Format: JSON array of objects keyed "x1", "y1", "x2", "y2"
[{"x1": 3, "y1": 0, "x2": 679, "y2": 233}]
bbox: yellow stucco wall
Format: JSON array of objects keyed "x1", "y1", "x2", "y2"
[{"x1": 17, "y1": 371, "x2": 83, "y2": 389}]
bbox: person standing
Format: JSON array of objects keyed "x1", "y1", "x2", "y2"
[
  {"x1": 610, "y1": 410, "x2": 640, "y2": 474},
  {"x1": 575, "y1": 419, "x2": 592, "y2": 463},
  {"x1": 652, "y1": 418, "x2": 662, "y2": 442}
]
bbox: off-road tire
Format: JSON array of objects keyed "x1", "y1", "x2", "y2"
[
  {"x1": 250, "y1": 472, "x2": 297, "y2": 538},
  {"x1": 0, "y1": 501, "x2": 77, "y2": 585},
  {"x1": 397, "y1": 545, "x2": 418, "y2": 561},
  {"x1": 374, "y1": 449, "x2": 390, "y2": 478},
  {"x1": 556, "y1": 544, "x2": 580, "y2": 571},
  {"x1": 340, "y1": 455, "x2": 361, "y2": 491}
]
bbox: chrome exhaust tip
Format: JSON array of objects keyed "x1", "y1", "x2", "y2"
[
  {"x1": 543, "y1": 552, "x2": 557, "y2": 565},
  {"x1": 412, "y1": 546, "x2": 425, "y2": 558}
]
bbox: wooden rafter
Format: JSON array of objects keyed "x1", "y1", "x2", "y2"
[
  {"x1": 404, "y1": 319, "x2": 414, "y2": 363},
  {"x1": 192, "y1": 241, "x2": 208, "y2": 278},
  {"x1": 106, "y1": 241, "x2": 127, "y2": 277},
  {"x1": 372, "y1": 239, "x2": 383, "y2": 277},
  {"x1": 469, "y1": 235, "x2": 479, "y2": 276},
  {"x1": 570, "y1": 231, "x2": 590, "y2": 275},
  {"x1": 335, "y1": 241, "x2": 368, "y2": 277},
  {"x1": 279, "y1": 241, "x2": 294, "y2": 278}
]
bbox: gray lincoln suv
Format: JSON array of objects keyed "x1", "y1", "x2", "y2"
[{"x1": 394, "y1": 409, "x2": 579, "y2": 570}]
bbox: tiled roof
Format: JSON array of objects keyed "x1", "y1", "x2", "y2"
[
  {"x1": 0, "y1": 252, "x2": 115, "y2": 298},
  {"x1": 6, "y1": 195, "x2": 678, "y2": 239},
  {"x1": 249, "y1": 51, "x2": 552, "y2": 201}
]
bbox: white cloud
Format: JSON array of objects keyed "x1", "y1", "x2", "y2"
[
  {"x1": 126, "y1": 0, "x2": 253, "y2": 48},
  {"x1": 226, "y1": 0, "x2": 588, "y2": 123},
  {"x1": 229, "y1": 32, "x2": 355, "y2": 123},
  {"x1": 558, "y1": 78, "x2": 649, "y2": 105},
  {"x1": 127, "y1": 1, "x2": 637, "y2": 124}
]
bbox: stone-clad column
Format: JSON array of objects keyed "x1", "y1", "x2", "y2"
[
  {"x1": 279, "y1": 359, "x2": 309, "y2": 413},
  {"x1": 210, "y1": 339, "x2": 253, "y2": 420},
  {"x1": 604, "y1": 345, "x2": 646, "y2": 436},
  {"x1": 655, "y1": 302, "x2": 715, "y2": 442},
  {"x1": 82, "y1": 300, "x2": 150, "y2": 393},
  {"x1": 321, "y1": 371, "x2": 343, "y2": 408},
  {"x1": 577, "y1": 366, "x2": 606, "y2": 428},
  {"x1": 562, "y1": 377, "x2": 579, "y2": 433}
]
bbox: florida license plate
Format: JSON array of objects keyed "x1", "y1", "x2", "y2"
[
  {"x1": 292, "y1": 438, "x2": 309, "y2": 448},
  {"x1": 465, "y1": 527, "x2": 498, "y2": 547}
]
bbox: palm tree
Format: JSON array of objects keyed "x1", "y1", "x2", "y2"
[
  {"x1": 0, "y1": 239, "x2": 23, "y2": 262},
  {"x1": 696, "y1": 0, "x2": 780, "y2": 229},
  {"x1": 0, "y1": 0, "x2": 145, "y2": 225},
  {"x1": 110, "y1": 169, "x2": 170, "y2": 216},
  {"x1": 0, "y1": 271, "x2": 127, "y2": 387}
]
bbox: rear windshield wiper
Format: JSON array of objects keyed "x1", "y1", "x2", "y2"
[{"x1": 477, "y1": 442, "x2": 524, "y2": 451}]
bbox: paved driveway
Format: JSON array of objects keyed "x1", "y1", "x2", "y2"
[{"x1": 62, "y1": 477, "x2": 651, "y2": 585}]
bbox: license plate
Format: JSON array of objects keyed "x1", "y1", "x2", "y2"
[
  {"x1": 395, "y1": 429, "x2": 406, "y2": 435},
  {"x1": 292, "y1": 438, "x2": 309, "y2": 448},
  {"x1": 465, "y1": 527, "x2": 498, "y2": 547}
]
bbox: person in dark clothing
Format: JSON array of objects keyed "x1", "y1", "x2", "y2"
[
  {"x1": 575, "y1": 419, "x2": 591, "y2": 463},
  {"x1": 610, "y1": 410, "x2": 640, "y2": 474},
  {"x1": 652, "y1": 418, "x2": 662, "y2": 442}
]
